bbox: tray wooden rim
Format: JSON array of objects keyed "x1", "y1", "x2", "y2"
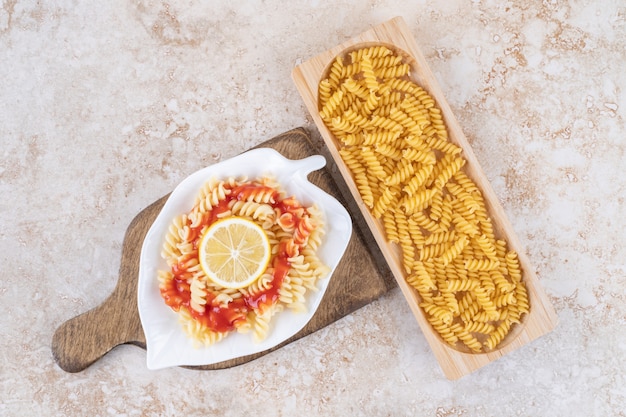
[{"x1": 292, "y1": 16, "x2": 558, "y2": 379}]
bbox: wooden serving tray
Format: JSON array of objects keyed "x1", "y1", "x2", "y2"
[
  {"x1": 51, "y1": 127, "x2": 396, "y2": 373},
  {"x1": 292, "y1": 16, "x2": 558, "y2": 379}
]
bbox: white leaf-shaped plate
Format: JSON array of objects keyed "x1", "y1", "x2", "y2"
[{"x1": 137, "y1": 148, "x2": 352, "y2": 370}]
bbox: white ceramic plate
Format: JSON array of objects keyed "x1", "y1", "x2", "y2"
[{"x1": 137, "y1": 148, "x2": 353, "y2": 370}]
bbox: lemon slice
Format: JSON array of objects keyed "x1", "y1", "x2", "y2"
[{"x1": 198, "y1": 217, "x2": 271, "y2": 289}]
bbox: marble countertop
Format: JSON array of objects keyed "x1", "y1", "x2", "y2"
[{"x1": 2, "y1": 1, "x2": 625, "y2": 415}]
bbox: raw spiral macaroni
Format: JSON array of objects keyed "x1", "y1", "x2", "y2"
[
  {"x1": 318, "y1": 45, "x2": 529, "y2": 352},
  {"x1": 158, "y1": 176, "x2": 329, "y2": 346}
]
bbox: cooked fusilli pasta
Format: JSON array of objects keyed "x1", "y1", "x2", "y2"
[{"x1": 158, "y1": 176, "x2": 329, "y2": 347}]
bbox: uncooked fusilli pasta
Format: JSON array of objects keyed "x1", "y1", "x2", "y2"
[{"x1": 318, "y1": 45, "x2": 530, "y2": 352}]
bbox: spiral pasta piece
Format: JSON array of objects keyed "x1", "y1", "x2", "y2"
[
  {"x1": 319, "y1": 89, "x2": 344, "y2": 120},
  {"x1": 341, "y1": 78, "x2": 370, "y2": 101},
  {"x1": 348, "y1": 45, "x2": 392, "y2": 63},
  {"x1": 372, "y1": 185, "x2": 398, "y2": 219},
  {"x1": 375, "y1": 142, "x2": 403, "y2": 160}
]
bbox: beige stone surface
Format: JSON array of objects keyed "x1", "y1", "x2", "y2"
[{"x1": 2, "y1": 1, "x2": 625, "y2": 415}]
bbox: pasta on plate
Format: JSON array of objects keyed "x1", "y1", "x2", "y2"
[
  {"x1": 318, "y1": 44, "x2": 530, "y2": 353},
  {"x1": 158, "y1": 175, "x2": 330, "y2": 346}
]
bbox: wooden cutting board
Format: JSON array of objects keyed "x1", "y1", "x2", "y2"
[{"x1": 51, "y1": 127, "x2": 396, "y2": 373}]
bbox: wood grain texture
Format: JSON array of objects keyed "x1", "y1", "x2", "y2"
[
  {"x1": 51, "y1": 127, "x2": 395, "y2": 373},
  {"x1": 292, "y1": 16, "x2": 558, "y2": 379}
]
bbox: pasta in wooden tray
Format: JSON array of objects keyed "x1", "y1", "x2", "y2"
[
  {"x1": 158, "y1": 176, "x2": 329, "y2": 346},
  {"x1": 317, "y1": 45, "x2": 529, "y2": 353},
  {"x1": 292, "y1": 16, "x2": 557, "y2": 379}
]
